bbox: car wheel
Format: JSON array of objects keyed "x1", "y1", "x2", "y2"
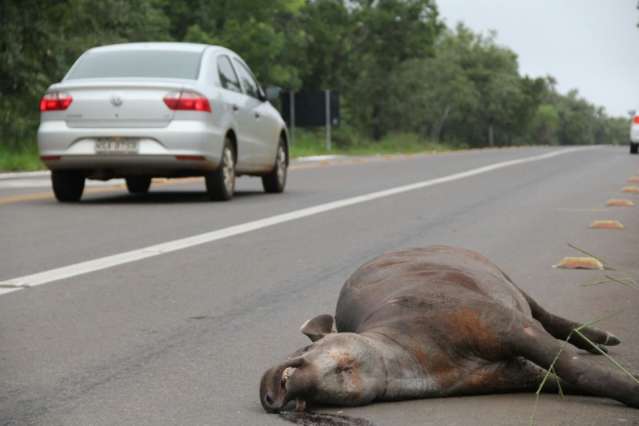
[
  {"x1": 126, "y1": 176, "x2": 152, "y2": 194},
  {"x1": 205, "y1": 140, "x2": 235, "y2": 201},
  {"x1": 51, "y1": 170, "x2": 85, "y2": 202},
  {"x1": 262, "y1": 139, "x2": 287, "y2": 194},
  {"x1": 631, "y1": 143, "x2": 638, "y2": 154}
]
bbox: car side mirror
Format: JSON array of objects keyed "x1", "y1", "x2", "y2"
[{"x1": 264, "y1": 86, "x2": 282, "y2": 102}]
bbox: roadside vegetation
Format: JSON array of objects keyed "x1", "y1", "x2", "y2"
[
  {"x1": 1, "y1": 0, "x2": 630, "y2": 171},
  {"x1": 0, "y1": 144, "x2": 43, "y2": 172},
  {"x1": 289, "y1": 128, "x2": 455, "y2": 158}
]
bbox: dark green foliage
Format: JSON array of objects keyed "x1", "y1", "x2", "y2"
[
  {"x1": 0, "y1": 0, "x2": 628, "y2": 155},
  {"x1": 1, "y1": 0, "x2": 171, "y2": 149}
]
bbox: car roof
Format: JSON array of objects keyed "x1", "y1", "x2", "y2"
[{"x1": 87, "y1": 42, "x2": 225, "y2": 54}]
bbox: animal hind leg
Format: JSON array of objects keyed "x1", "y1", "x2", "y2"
[
  {"x1": 447, "y1": 358, "x2": 546, "y2": 396},
  {"x1": 520, "y1": 290, "x2": 620, "y2": 354},
  {"x1": 448, "y1": 357, "x2": 596, "y2": 398},
  {"x1": 510, "y1": 318, "x2": 639, "y2": 408}
]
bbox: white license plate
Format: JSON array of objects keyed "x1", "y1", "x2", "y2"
[{"x1": 95, "y1": 138, "x2": 139, "y2": 155}]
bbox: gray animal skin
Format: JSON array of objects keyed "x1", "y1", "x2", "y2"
[{"x1": 260, "y1": 246, "x2": 639, "y2": 412}]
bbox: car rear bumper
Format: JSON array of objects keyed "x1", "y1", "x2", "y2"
[{"x1": 38, "y1": 120, "x2": 225, "y2": 177}]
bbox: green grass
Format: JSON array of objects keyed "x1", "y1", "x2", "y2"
[
  {"x1": 0, "y1": 144, "x2": 45, "y2": 172},
  {"x1": 289, "y1": 129, "x2": 459, "y2": 158}
]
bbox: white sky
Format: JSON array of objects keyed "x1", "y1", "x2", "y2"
[{"x1": 437, "y1": 0, "x2": 639, "y2": 117}]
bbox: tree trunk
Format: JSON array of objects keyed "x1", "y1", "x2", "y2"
[
  {"x1": 371, "y1": 103, "x2": 383, "y2": 141},
  {"x1": 431, "y1": 105, "x2": 451, "y2": 142},
  {"x1": 488, "y1": 124, "x2": 494, "y2": 147}
]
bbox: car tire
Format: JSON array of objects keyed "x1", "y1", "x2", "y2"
[
  {"x1": 126, "y1": 176, "x2": 152, "y2": 194},
  {"x1": 631, "y1": 143, "x2": 638, "y2": 154},
  {"x1": 51, "y1": 170, "x2": 85, "y2": 202},
  {"x1": 262, "y1": 139, "x2": 287, "y2": 194},
  {"x1": 205, "y1": 139, "x2": 235, "y2": 201}
]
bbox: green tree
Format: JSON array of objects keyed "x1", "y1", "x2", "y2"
[
  {"x1": 384, "y1": 54, "x2": 479, "y2": 142},
  {"x1": 529, "y1": 104, "x2": 560, "y2": 145},
  {"x1": 181, "y1": 0, "x2": 306, "y2": 88},
  {"x1": 0, "y1": 0, "x2": 171, "y2": 149},
  {"x1": 295, "y1": 0, "x2": 354, "y2": 91},
  {"x1": 347, "y1": 0, "x2": 444, "y2": 139},
  {"x1": 556, "y1": 89, "x2": 597, "y2": 145}
]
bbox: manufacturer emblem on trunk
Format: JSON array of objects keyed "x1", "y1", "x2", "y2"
[{"x1": 110, "y1": 95, "x2": 123, "y2": 107}]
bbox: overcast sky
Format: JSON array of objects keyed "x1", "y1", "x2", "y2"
[{"x1": 436, "y1": 0, "x2": 639, "y2": 117}]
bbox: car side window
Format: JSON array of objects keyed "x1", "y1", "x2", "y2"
[
  {"x1": 233, "y1": 58, "x2": 260, "y2": 99},
  {"x1": 217, "y1": 55, "x2": 242, "y2": 93}
]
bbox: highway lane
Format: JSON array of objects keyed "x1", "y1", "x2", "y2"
[
  {"x1": 1, "y1": 146, "x2": 638, "y2": 425},
  {"x1": 0, "y1": 147, "x2": 566, "y2": 279}
]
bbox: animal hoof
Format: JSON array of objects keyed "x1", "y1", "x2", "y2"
[{"x1": 605, "y1": 333, "x2": 621, "y2": 346}]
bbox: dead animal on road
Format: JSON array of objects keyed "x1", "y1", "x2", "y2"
[{"x1": 260, "y1": 246, "x2": 639, "y2": 414}]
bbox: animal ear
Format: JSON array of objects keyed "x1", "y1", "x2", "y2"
[{"x1": 300, "y1": 314, "x2": 335, "y2": 342}]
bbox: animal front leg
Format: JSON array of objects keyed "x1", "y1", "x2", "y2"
[{"x1": 511, "y1": 321, "x2": 639, "y2": 408}]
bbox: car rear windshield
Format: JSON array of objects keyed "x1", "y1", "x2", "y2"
[{"x1": 65, "y1": 50, "x2": 202, "y2": 80}]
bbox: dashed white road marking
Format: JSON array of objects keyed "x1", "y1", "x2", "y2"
[{"x1": 0, "y1": 146, "x2": 598, "y2": 296}]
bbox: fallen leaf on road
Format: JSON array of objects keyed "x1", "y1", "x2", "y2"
[
  {"x1": 621, "y1": 186, "x2": 639, "y2": 194},
  {"x1": 606, "y1": 199, "x2": 635, "y2": 207},
  {"x1": 554, "y1": 257, "x2": 604, "y2": 270},
  {"x1": 590, "y1": 220, "x2": 624, "y2": 230}
]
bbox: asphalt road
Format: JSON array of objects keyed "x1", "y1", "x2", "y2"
[{"x1": 1, "y1": 146, "x2": 638, "y2": 426}]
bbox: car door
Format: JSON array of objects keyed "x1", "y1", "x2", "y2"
[
  {"x1": 214, "y1": 54, "x2": 257, "y2": 170},
  {"x1": 231, "y1": 57, "x2": 279, "y2": 170}
]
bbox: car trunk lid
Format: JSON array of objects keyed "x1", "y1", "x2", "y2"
[{"x1": 50, "y1": 80, "x2": 188, "y2": 128}]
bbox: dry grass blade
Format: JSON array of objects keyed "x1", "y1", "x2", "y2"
[
  {"x1": 580, "y1": 278, "x2": 612, "y2": 288},
  {"x1": 529, "y1": 341, "x2": 568, "y2": 426},
  {"x1": 566, "y1": 243, "x2": 613, "y2": 270},
  {"x1": 581, "y1": 275, "x2": 638, "y2": 290},
  {"x1": 604, "y1": 275, "x2": 639, "y2": 291},
  {"x1": 573, "y1": 330, "x2": 639, "y2": 385},
  {"x1": 530, "y1": 310, "x2": 626, "y2": 426},
  {"x1": 551, "y1": 366, "x2": 564, "y2": 398}
]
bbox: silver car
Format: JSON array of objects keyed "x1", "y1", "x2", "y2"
[{"x1": 38, "y1": 42, "x2": 289, "y2": 202}]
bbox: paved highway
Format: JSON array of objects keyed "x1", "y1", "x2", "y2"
[{"x1": 1, "y1": 146, "x2": 638, "y2": 425}]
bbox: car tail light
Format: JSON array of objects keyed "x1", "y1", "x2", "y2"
[
  {"x1": 163, "y1": 91, "x2": 211, "y2": 112},
  {"x1": 634, "y1": 116, "x2": 639, "y2": 124},
  {"x1": 39, "y1": 92, "x2": 73, "y2": 111}
]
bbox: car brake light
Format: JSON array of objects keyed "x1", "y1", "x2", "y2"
[
  {"x1": 39, "y1": 92, "x2": 73, "y2": 112},
  {"x1": 163, "y1": 91, "x2": 211, "y2": 112},
  {"x1": 634, "y1": 116, "x2": 639, "y2": 124}
]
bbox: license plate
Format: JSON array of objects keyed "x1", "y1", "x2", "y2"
[{"x1": 95, "y1": 138, "x2": 138, "y2": 155}]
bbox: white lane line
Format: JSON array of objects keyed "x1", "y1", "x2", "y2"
[
  {"x1": 0, "y1": 147, "x2": 598, "y2": 296},
  {"x1": 0, "y1": 170, "x2": 50, "y2": 180},
  {"x1": 0, "y1": 179, "x2": 127, "y2": 189}
]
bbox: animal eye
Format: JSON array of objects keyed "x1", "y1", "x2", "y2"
[{"x1": 336, "y1": 365, "x2": 352, "y2": 374}]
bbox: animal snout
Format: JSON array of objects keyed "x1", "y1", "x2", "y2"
[{"x1": 261, "y1": 391, "x2": 280, "y2": 413}]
